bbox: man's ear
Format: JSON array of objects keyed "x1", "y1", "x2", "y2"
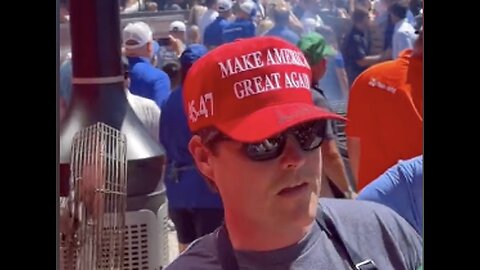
[
  {"x1": 320, "y1": 58, "x2": 327, "y2": 69},
  {"x1": 188, "y1": 135, "x2": 215, "y2": 182},
  {"x1": 147, "y1": 41, "x2": 153, "y2": 56}
]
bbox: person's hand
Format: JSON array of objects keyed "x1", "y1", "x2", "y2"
[
  {"x1": 344, "y1": 190, "x2": 358, "y2": 199},
  {"x1": 168, "y1": 35, "x2": 183, "y2": 57}
]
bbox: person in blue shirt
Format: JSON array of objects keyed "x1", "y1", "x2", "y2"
[
  {"x1": 342, "y1": 8, "x2": 390, "y2": 85},
  {"x1": 222, "y1": 1, "x2": 256, "y2": 43},
  {"x1": 357, "y1": 155, "x2": 423, "y2": 235},
  {"x1": 316, "y1": 25, "x2": 349, "y2": 111},
  {"x1": 265, "y1": 5, "x2": 300, "y2": 45},
  {"x1": 159, "y1": 44, "x2": 224, "y2": 253},
  {"x1": 203, "y1": 0, "x2": 233, "y2": 49},
  {"x1": 123, "y1": 21, "x2": 171, "y2": 108}
]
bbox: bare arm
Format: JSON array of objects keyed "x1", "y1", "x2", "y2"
[
  {"x1": 356, "y1": 54, "x2": 383, "y2": 67},
  {"x1": 349, "y1": 0, "x2": 355, "y2": 14},
  {"x1": 356, "y1": 48, "x2": 391, "y2": 67},
  {"x1": 347, "y1": 136, "x2": 361, "y2": 186},
  {"x1": 322, "y1": 139, "x2": 356, "y2": 196},
  {"x1": 289, "y1": 11, "x2": 304, "y2": 35}
]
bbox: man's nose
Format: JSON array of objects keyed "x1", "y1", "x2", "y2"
[{"x1": 279, "y1": 135, "x2": 307, "y2": 169}]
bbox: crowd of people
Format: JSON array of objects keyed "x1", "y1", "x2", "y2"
[{"x1": 59, "y1": 0, "x2": 423, "y2": 268}]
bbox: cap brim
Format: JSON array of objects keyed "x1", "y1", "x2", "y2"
[{"x1": 216, "y1": 103, "x2": 346, "y2": 143}]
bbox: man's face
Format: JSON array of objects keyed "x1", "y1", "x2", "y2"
[{"x1": 204, "y1": 132, "x2": 322, "y2": 231}]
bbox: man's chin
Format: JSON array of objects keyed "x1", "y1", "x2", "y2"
[{"x1": 289, "y1": 193, "x2": 318, "y2": 226}]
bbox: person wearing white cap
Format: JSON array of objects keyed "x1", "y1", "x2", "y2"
[
  {"x1": 222, "y1": 0, "x2": 256, "y2": 43},
  {"x1": 169, "y1": 20, "x2": 187, "y2": 43},
  {"x1": 123, "y1": 21, "x2": 171, "y2": 108},
  {"x1": 203, "y1": 0, "x2": 233, "y2": 49},
  {"x1": 169, "y1": 20, "x2": 187, "y2": 55}
]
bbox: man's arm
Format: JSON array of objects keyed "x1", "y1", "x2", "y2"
[
  {"x1": 288, "y1": 11, "x2": 304, "y2": 35},
  {"x1": 356, "y1": 50, "x2": 391, "y2": 67},
  {"x1": 350, "y1": 35, "x2": 390, "y2": 67},
  {"x1": 347, "y1": 136, "x2": 361, "y2": 186}
]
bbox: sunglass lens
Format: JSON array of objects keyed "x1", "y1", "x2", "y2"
[
  {"x1": 245, "y1": 135, "x2": 286, "y2": 161},
  {"x1": 293, "y1": 121, "x2": 326, "y2": 151}
]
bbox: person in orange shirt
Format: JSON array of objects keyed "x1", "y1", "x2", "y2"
[{"x1": 346, "y1": 29, "x2": 423, "y2": 191}]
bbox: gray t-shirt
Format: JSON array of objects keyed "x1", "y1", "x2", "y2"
[{"x1": 165, "y1": 198, "x2": 423, "y2": 270}]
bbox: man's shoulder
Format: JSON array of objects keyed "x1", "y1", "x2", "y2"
[
  {"x1": 320, "y1": 197, "x2": 399, "y2": 220},
  {"x1": 162, "y1": 89, "x2": 183, "y2": 112},
  {"x1": 128, "y1": 91, "x2": 160, "y2": 109},
  {"x1": 219, "y1": 19, "x2": 230, "y2": 27},
  {"x1": 132, "y1": 61, "x2": 168, "y2": 79},
  {"x1": 319, "y1": 198, "x2": 421, "y2": 238},
  {"x1": 165, "y1": 231, "x2": 221, "y2": 270},
  {"x1": 204, "y1": 20, "x2": 217, "y2": 31},
  {"x1": 319, "y1": 198, "x2": 423, "y2": 269},
  {"x1": 397, "y1": 21, "x2": 416, "y2": 34},
  {"x1": 352, "y1": 59, "x2": 408, "y2": 91}
]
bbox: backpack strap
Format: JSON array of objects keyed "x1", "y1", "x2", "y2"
[
  {"x1": 216, "y1": 225, "x2": 240, "y2": 270},
  {"x1": 316, "y1": 204, "x2": 378, "y2": 270}
]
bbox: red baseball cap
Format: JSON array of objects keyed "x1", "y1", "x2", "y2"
[{"x1": 183, "y1": 36, "x2": 345, "y2": 143}]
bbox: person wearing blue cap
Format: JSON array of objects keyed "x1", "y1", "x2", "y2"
[
  {"x1": 203, "y1": 0, "x2": 233, "y2": 49},
  {"x1": 159, "y1": 44, "x2": 224, "y2": 253},
  {"x1": 222, "y1": 1, "x2": 256, "y2": 43}
]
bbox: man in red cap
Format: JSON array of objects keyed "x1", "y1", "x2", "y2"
[{"x1": 165, "y1": 36, "x2": 422, "y2": 270}]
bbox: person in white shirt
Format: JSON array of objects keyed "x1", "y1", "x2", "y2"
[
  {"x1": 298, "y1": 0, "x2": 323, "y2": 34},
  {"x1": 58, "y1": 53, "x2": 160, "y2": 141},
  {"x1": 198, "y1": 0, "x2": 219, "y2": 42},
  {"x1": 389, "y1": 2, "x2": 417, "y2": 58},
  {"x1": 122, "y1": 58, "x2": 161, "y2": 141}
]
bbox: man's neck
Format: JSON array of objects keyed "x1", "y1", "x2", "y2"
[{"x1": 225, "y1": 213, "x2": 313, "y2": 251}]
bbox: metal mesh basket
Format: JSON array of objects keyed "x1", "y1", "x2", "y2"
[{"x1": 62, "y1": 122, "x2": 127, "y2": 270}]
